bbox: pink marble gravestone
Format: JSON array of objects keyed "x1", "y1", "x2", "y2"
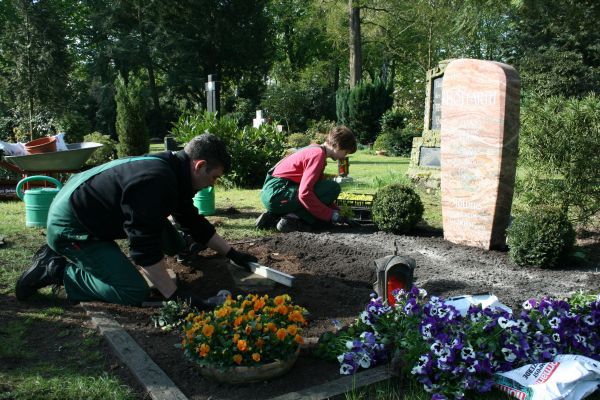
[{"x1": 440, "y1": 59, "x2": 520, "y2": 250}]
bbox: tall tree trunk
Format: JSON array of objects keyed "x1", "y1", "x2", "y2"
[
  {"x1": 25, "y1": 9, "x2": 34, "y2": 140},
  {"x1": 136, "y1": 1, "x2": 163, "y2": 136},
  {"x1": 349, "y1": 0, "x2": 362, "y2": 88}
]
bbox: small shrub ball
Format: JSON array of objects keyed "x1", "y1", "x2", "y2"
[
  {"x1": 371, "y1": 184, "x2": 423, "y2": 233},
  {"x1": 507, "y1": 208, "x2": 576, "y2": 268}
]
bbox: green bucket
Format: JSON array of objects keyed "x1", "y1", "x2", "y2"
[
  {"x1": 193, "y1": 186, "x2": 215, "y2": 216},
  {"x1": 16, "y1": 175, "x2": 63, "y2": 228}
]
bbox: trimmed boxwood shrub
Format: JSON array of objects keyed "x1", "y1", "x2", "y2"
[
  {"x1": 507, "y1": 208, "x2": 576, "y2": 268},
  {"x1": 371, "y1": 184, "x2": 423, "y2": 233}
]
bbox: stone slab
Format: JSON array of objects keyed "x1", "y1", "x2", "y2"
[
  {"x1": 440, "y1": 59, "x2": 519, "y2": 250},
  {"x1": 83, "y1": 306, "x2": 188, "y2": 400},
  {"x1": 268, "y1": 365, "x2": 393, "y2": 400}
]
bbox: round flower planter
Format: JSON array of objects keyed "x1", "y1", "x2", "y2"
[
  {"x1": 25, "y1": 136, "x2": 57, "y2": 154},
  {"x1": 197, "y1": 350, "x2": 299, "y2": 384}
]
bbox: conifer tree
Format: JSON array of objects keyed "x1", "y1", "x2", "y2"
[{"x1": 115, "y1": 73, "x2": 149, "y2": 157}]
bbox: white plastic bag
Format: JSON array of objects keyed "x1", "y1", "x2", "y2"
[
  {"x1": 494, "y1": 354, "x2": 600, "y2": 400},
  {"x1": 0, "y1": 141, "x2": 27, "y2": 156},
  {"x1": 446, "y1": 293, "x2": 512, "y2": 316},
  {"x1": 53, "y1": 132, "x2": 68, "y2": 151}
]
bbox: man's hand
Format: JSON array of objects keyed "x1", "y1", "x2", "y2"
[{"x1": 227, "y1": 248, "x2": 258, "y2": 271}]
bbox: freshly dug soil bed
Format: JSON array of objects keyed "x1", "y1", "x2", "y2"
[{"x1": 90, "y1": 224, "x2": 600, "y2": 400}]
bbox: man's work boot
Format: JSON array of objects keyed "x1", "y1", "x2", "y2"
[
  {"x1": 15, "y1": 245, "x2": 67, "y2": 301},
  {"x1": 276, "y1": 217, "x2": 312, "y2": 233},
  {"x1": 255, "y1": 211, "x2": 279, "y2": 230}
]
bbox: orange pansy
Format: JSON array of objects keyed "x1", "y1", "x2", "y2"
[
  {"x1": 202, "y1": 324, "x2": 214, "y2": 338},
  {"x1": 198, "y1": 343, "x2": 210, "y2": 357},
  {"x1": 276, "y1": 328, "x2": 287, "y2": 341},
  {"x1": 287, "y1": 324, "x2": 298, "y2": 335},
  {"x1": 237, "y1": 339, "x2": 248, "y2": 352},
  {"x1": 274, "y1": 295, "x2": 285, "y2": 306}
]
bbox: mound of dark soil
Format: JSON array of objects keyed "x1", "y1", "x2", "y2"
[{"x1": 91, "y1": 225, "x2": 600, "y2": 400}]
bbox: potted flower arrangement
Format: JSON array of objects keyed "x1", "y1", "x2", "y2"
[{"x1": 181, "y1": 293, "x2": 307, "y2": 384}]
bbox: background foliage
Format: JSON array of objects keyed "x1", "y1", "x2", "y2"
[
  {"x1": 170, "y1": 111, "x2": 286, "y2": 187},
  {"x1": 516, "y1": 94, "x2": 600, "y2": 226},
  {"x1": 0, "y1": 0, "x2": 598, "y2": 210}
]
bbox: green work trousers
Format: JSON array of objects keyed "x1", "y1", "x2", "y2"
[
  {"x1": 46, "y1": 157, "x2": 185, "y2": 306},
  {"x1": 259, "y1": 173, "x2": 340, "y2": 224}
]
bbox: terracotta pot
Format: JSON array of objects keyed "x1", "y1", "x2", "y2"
[
  {"x1": 197, "y1": 350, "x2": 299, "y2": 384},
  {"x1": 25, "y1": 136, "x2": 57, "y2": 154}
]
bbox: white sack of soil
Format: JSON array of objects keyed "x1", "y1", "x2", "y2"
[
  {"x1": 446, "y1": 294, "x2": 512, "y2": 316},
  {"x1": 493, "y1": 354, "x2": 600, "y2": 400}
]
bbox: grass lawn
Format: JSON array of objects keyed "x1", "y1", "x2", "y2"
[{"x1": 0, "y1": 201, "x2": 139, "y2": 400}]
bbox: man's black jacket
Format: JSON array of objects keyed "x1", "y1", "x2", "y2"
[{"x1": 69, "y1": 150, "x2": 215, "y2": 266}]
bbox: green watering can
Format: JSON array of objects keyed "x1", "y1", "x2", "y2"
[
  {"x1": 193, "y1": 186, "x2": 215, "y2": 216},
  {"x1": 16, "y1": 175, "x2": 63, "y2": 228}
]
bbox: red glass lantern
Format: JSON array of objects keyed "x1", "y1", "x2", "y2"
[{"x1": 337, "y1": 157, "x2": 350, "y2": 177}]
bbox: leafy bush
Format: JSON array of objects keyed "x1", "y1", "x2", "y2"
[
  {"x1": 260, "y1": 63, "x2": 337, "y2": 132},
  {"x1": 115, "y1": 73, "x2": 149, "y2": 157},
  {"x1": 374, "y1": 108, "x2": 420, "y2": 156},
  {"x1": 83, "y1": 132, "x2": 117, "y2": 166},
  {"x1": 373, "y1": 132, "x2": 392, "y2": 153},
  {"x1": 373, "y1": 129, "x2": 419, "y2": 157},
  {"x1": 57, "y1": 111, "x2": 92, "y2": 143},
  {"x1": 371, "y1": 184, "x2": 423, "y2": 233},
  {"x1": 336, "y1": 79, "x2": 393, "y2": 144},
  {"x1": 507, "y1": 208, "x2": 576, "y2": 268},
  {"x1": 310, "y1": 132, "x2": 327, "y2": 144},
  {"x1": 380, "y1": 108, "x2": 409, "y2": 132},
  {"x1": 517, "y1": 94, "x2": 600, "y2": 225},
  {"x1": 307, "y1": 119, "x2": 335, "y2": 136},
  {"x1": 287, "y1": 133, "x2": 311, "y2": 148},
  {"x1": 171, "y1": 111, "x2": 287, "y2": 188}
]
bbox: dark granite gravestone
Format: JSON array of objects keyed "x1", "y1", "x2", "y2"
[
  {"x1": 430, "y1": 77, "x2": 443, "y2": 131},
  {"x1": 418, "y1": 147, "x2": 441, "y2": 167}
]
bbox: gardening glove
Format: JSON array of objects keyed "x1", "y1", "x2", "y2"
[
  {"x1": 332, "y1": 211, "x2": 359, "y2": 227},
  {"x1": 169, "y1": 287, "x2": 226, "y2": 311},
  {"x1": 331, "y1": 210, "x2": 342, "y2": 223},
  {"x1": 227, "y1": 248, "x2": 257, "y2": 272}
]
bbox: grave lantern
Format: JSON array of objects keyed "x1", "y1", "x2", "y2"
[
  {"x1": 373, "y1": 255, "x2": 416, "y2": 305},
  {"x1": 337, "y1": 157, "x2": 350, "y2": 177}
]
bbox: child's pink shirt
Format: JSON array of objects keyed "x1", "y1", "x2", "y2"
[{"x1": 272, "y1": 146, "x2": 334, "y2": 221}]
